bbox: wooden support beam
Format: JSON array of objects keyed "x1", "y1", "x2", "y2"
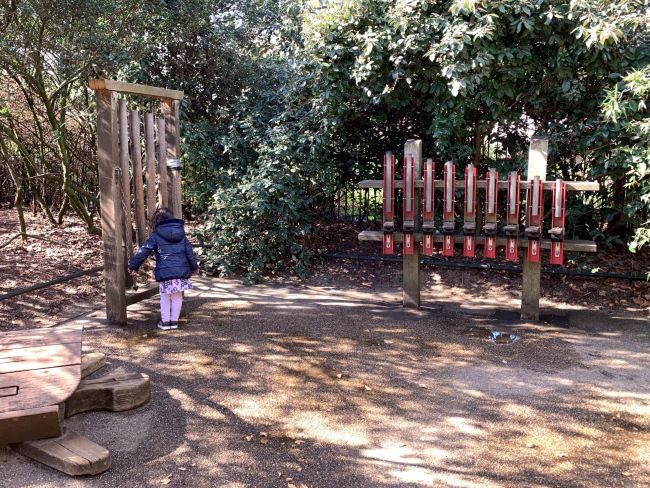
[
  {"x1": 96, "y1": 90, "x2": 126, "y2": 326},
  {"x1": 0, "y1": 405, "x2": 62, "y2": 445},
  {"x1": 357, "y1": 230, "x2": 597, "y2": 252},
  {"x1": 89, "y1": 79, "x2": 183, "y2": 101},
  {"x1": 162, "y1": 98, "x2": 182, "y2": 218},
  {"x1": 522, "y1": 136, "x2": 548, "y2": 322},
  {"x1": 358, "y1": 179, "x2": 599, "y2": 191},
  {"x1": 12, "y1": 430, "x2": 111, "y2": 476},
  {"x1": 403, "y1": 140, "x2": 422, "y2": 309},
  {"x1": 64, "y1": 373, "x2": 150, "y2": 418}
]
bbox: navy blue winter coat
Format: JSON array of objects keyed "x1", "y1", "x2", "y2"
[{"x1": 128, "y1": 219, "x2": 198, "y2": 282}]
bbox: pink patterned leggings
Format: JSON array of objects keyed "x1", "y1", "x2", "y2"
[{"x1": 160, "y1": 292, "x2": 183, "y2": 322}]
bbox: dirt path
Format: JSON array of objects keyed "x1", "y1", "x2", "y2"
[{"x1": 2, "y1": 278, "x2": 648, "y2": 487}]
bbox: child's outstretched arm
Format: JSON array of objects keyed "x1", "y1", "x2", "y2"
[
  {"x1": 184, "y1": 238, "x2": 198, "y2": 272},
  {"x1": 128, "y1": 235, "x2": 157, "y2": 272}
]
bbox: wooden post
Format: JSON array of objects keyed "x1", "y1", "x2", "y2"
[
  {"x1": 118, "y1": 100, "x2": 132, "y2": 254},
  {"x1": 403, "y1": 139, "x2": 422, "y2": 308},
  {"x1": 144, "y1": 112, "x2": 157, "y2": 224},
  {"x1": 130, "y1": 110, "x2": 146, "y2": 246},
  {"x1": 96, "y1": 90, "x2": 126, "y2": 325},
  {"x1": 521, "y1": 136, "x2": 548, "y2": 321},
  {"x1": 156, "y1": 117, "x2": 169, "y2": 207},
  {"x1": 162, "y1": 98, "x2": 182, "y2": 218}
]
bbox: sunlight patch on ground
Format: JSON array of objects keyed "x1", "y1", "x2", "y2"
[{"x1": 446, "y1": 417, "x2": 484, "y2": 436}]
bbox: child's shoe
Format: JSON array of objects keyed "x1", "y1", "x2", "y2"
[
  {"x1": 169, "y1": 321, "x2": 179, "y2": 330},
  {"x1": 157, "y1": 320, "x2": 172, "y2": 330}
]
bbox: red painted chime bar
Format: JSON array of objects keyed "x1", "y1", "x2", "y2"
[
  {"x1": 504, "y1": 171, "x2": 520, "y2": 262},
  {"x1": 442, "y1": 161, "x2": 455, "y2": 257},
  {"x1": 525, "y1": 176, "x2": 544, "y2": 262},
  {"x1": 402, "y1": 154, "x2": 416, "y2": 255},
  {"x1": 549, "y1": 179, "x2": 566, "y2": 265},
  {"x1": 483, "y1": 168, "x2": 498, "y2": 259},
  {"x1": 463, "y1": 163, "x2": 477, "y2": 257},
  {"x1": 422, "y1": 158, "x2": 436, "y2": 256},
  {"x1": 382, "y1": 151, "x2": 395, "y2": 255}
]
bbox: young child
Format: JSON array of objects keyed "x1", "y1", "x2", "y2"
[{"x1": 128, "y1": 207, "x2": 198, "y2": 330}]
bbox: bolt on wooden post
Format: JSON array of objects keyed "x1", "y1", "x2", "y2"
[
  {"x1": 403, "y1": 139, "x2": 422, "y2": 308},
  {"x1": 521, "y1": 136, "x2": 548, "y2": 321}
]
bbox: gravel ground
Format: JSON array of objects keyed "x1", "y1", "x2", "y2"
[{"x1": 1, "y1": 278, "x2": 648, "y2": 487}]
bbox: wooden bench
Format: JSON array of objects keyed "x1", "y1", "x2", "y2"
[{"x1": 0, "y1": 325, "x2": 150, "y2": 476}]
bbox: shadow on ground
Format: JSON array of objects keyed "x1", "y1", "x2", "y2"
[{"x1": 2, "y1": 278, "x2": 648, "y2": 488}]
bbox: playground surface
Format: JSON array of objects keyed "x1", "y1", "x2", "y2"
[{"x1": 1, "y1": 277, "x2": 648, "y2": 488}]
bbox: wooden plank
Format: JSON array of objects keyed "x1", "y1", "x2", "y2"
[
  {"x1": 96, "y1": 89, "x2": 126, "y2": 325},
  {"x1": 357, "y1": 230, "x2": 597, "y2": 252},
  {"x1": 162, "y1": 98, "x2": 182, "y2": 218},
  {"x1": 89, "y1": 79, "x2": 183, "y2": 101},
  {"x1": 112, "y1": 167, "x2": 127, "y2": 324},
  {"x1": 0, "y1": 365, "x2": 81, "y2": 413},
  {"x1": 144, "y1": 112, "x2": 157, "y2": 223},
  {"x1": 130, "y1": 109, "x2": 146, "y2": 246},
  {"x1": 65, "y1": 373, "x2": 150, "y2": 418},
  {"x1": 357, "y1": 179, "x2": 599, "y2": 191},
  {"x1": 118, "y1": 99, "x2": 133, "y2": 254},
  {"x1": 156, "y1": 117, "x2": 169, "y2": 207},
  {"x1": 0, "y1": 343, "x2": 81, "y2": 374},
  {"x1": 521, "y1": 137, "x2": 548, "y2": 321},
  {"x1": 0, "y1": 324, "x2": 81, "y2": 350},
  {"x1": 403, "y1": 140, "x2": 421, "y2": 309},
  {"x1": 80, "y1": 353, "x2": 106, "y2": 379},
  {"x1": 126, "y1": 282, "x2": 159, "y2": 305},
  {"x1": 0, "y1": 405, "x2": 62, "y2": 445},
  {"x1": 12, "y1": 430, "x2": 111, "y2": 476}
]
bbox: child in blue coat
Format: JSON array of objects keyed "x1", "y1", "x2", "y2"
[{"x1": 128, "y1": 207, "x2": 198, "y2": 330}]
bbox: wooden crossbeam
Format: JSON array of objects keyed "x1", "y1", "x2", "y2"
[
  {"x1": 358, "y1": 230, "x2": 596, "y2": 253},
  {"x1": 89, "y1": 79, "x2": 183, "y2": 100},
  {"x1": 358, "y1": 179, "x2": 599, "y2": 191}
]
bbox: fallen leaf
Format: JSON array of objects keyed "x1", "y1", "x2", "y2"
[
  {"x1": 502, "y1": 360, "x2": 508, "y2": 364},
  {"x1": 178, "y1": 467, "x2": 187, "y2": 471},
  {"x1": 245, "y1": 435, "x2": 254, "y2": 442},
  {"x1": 294, "y1": 440, "x2": 305, "y2": 445},
  {"x1": 299, "y1": 484, "x2": 309, "y2": 488},
  {"x1": 526, "y1": 442, "x2": 536, "y2": 448},
  {"x1": 418, "y1": 384, "x2": 428, "y2": 389},
  {"x1": 296, "y1": 466, "x2": 303, "y2": 472},
  {"x1": 260, "y1": 437, "x2": 269, "y2": 445},
  {"x1": 336, "y1": 373, "x2": 343, "y2": 379},
  {"x1": 190, "y1": 463, "x2": 196, "y2": 467},
  {"x1": 287, "y1": 484, "x2": 296, "y2": 488},
  {"x1": 364, "y1": 384, "x2": 372, "y2": 391},
  {"x1": 160, "y1": 474, "x2": 173, "y2": 485}
]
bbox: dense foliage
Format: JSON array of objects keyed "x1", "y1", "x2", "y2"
[{"x1": 0, "y1": 0, "x2": 648, "y2": 279}]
